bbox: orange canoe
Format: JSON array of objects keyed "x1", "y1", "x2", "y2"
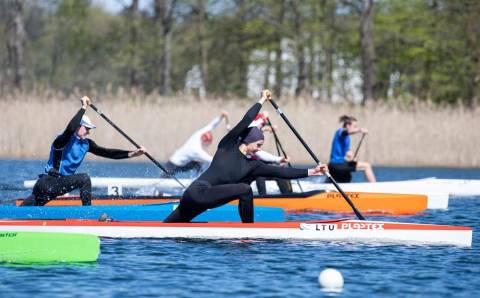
[{"x1": 16, "y1": 190, "x2": 428, "y2": 215}]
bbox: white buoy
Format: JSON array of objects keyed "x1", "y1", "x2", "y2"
[{"x1": 318, "y1": 268, "x2": 344, "y2": 292}]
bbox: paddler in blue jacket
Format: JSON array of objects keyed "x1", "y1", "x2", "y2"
[
  {"x1": 21, "y1": 96, "x2": 146, "y2": 206},
  {"x1": 327, "y1": 115, "x2": 376, "y2": 183}
]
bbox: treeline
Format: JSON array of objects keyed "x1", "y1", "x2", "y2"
[{"x1": 1, "y1": 0, "x2": 479, "y2": 106}]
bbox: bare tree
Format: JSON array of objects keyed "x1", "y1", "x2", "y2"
[
  {"x1": 127, "y1": 0, "x2": 140, "y2": 87},
  {"x1": 155, "y1": 0, "x2": 177, "y2": 96},
  {"x1": 321, "y1": 0, "x2": 336, "y2": 102},
  {"x1": 263, "y1": 51, "x2": 272, "y2": 89},
  {"x1": 192, "y1": 0, "x2": 208, "y2": 95},
  {"x1": 6, "y1": 0, "x2": 26, "y2": 90},
  {"x1": 292, "y1": 1, "x2": 306, "y2": 97},
  {"x1": 273, "y1": 0, "x2": 285, "y2": 97},
  {"x1": 306, "y1": 33, "x2": 315, "y2": 96},
  {"x1": 360, "y1": 0, "x2": 375, "y2": 105},
  {"x1": 466, "y1": 0, "x2": 480, "y2": 107}
]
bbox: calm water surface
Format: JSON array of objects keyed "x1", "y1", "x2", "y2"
[{"x1": 0, "y1": 159, "x2": 479, "y2": 297}]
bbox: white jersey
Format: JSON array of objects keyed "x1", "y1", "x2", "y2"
[
  {"x1": 254, "y1": 150, "x2": 283, "y2": 163},
  {"x1": 169, "y1": 116, "x2": 222, "y2": 167}
]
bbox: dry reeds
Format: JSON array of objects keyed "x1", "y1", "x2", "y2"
[{"x1": 1, "y1": 91, "x2": 478, "y2": 167}]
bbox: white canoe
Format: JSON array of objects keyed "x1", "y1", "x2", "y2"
[
  {"x1": 23, "y1": 177, "x2": 191, "y2": 190},
  {"x1": 24, "y1": 177, "x2": 451, "y2": 210},
  {"x1": 316, "y1": 179, "x2": 480, "y2": 198},
  {"x1": 0, "y1": 219, "x2": 472, "y2": 247},
  {"x1": 23, "y1": 177, "x2": 480, "y2": 197},
  {"x1": 404, "y1": 178, "x2": 480, "y2": 197}
]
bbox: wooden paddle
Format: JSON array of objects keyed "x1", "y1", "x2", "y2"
[
  {"x1": 89, "y1": 104, "x2": 186, "y2": 189},
  {"x1": 266, "y1": 117, "x2": 304, "y2": 192},
  {"x1": 268, "y1": 99, "x2": 366, "y2": 220}
]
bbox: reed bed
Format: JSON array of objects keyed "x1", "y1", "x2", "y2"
[{"x1": 0, "y1": 91, "x2": 478, "y2": 167}]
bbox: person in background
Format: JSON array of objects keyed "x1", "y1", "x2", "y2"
[
  {"x1": 166, "y1": 111, "x2": 229, "y2": 175},
  {"x1": 21, "y1": 96, "x2": 146, "y2": 206},
  {"x1": 248, "y1": 111, "x2": 293, "y2": 195},
  {"x1": 327, "y1": 115, "x2": 376, "y2": 183}
]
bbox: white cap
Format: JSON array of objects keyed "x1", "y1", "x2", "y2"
[{"x1": 80, "y1": 115, "x2": 96, "y2": 129}]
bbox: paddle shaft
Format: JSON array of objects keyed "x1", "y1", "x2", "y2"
[
  {"x1": 89, "y1": 104, "x2": 186, "y2": 189},
  {"x1": 268, "y1": 99, "x2": 365, "y2": 220},
  {"x1": 271, "y1": 126, "x2": 283, "y2": 158},
  {"x1": 266, "y1": 117, "x2": 304, "y2": 192},
  {"x1": 266, "y1": 118, "x2": 290, "y2": 164},
  {"x1": 274, "y1": 140, "x2": 282, "y2": 156},
  {"x1": 353, "y1": 133, "x2": 366, "y2": 160}
]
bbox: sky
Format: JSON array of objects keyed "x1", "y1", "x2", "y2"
[
  {"x1": 91, "y1": 0, "x2": 153, "y2": 14},
  {"x1": 90, "y1": 0, "x2": 233, "y2": 16}
]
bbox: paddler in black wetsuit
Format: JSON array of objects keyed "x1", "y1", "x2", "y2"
[
  {"x1": 164, "y1": 90, "x2": 328, "y2": 223},
  {"x1": 21, "y1": 96, "x2": 146, "y2": 206}
]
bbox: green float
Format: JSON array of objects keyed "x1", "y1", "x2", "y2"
[{"x1": 0, "y1": 231, "x2": 100, "y2": 264}]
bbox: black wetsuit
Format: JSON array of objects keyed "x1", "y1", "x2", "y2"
[
  {"x1": 164, "y1": 103, "x2": 309, "y2": 223},
  {"x1": 326, "y1": 161, "x2": 357, "y2": 183},
  {"x1": 22, "y1": 108, "x2": 131, "y2": 206}
]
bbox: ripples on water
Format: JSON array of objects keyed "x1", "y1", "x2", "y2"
[{"x1": 0, "y1": 160, "x2": 479, "y2": 297}]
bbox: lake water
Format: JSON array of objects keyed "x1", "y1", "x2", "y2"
[{"x1": 0, "y1": 159, "x2": 479, "y2": 297}]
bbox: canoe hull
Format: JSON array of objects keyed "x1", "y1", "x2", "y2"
[
  {"x1": 0, "y1": 204, "x2": 285, "y2": 222},
  {"x1": 251, "y1": 192, "x2": 428, "y2": 214},
  {"x1": 0, "y1": 219, "x2": 472, "y2": 247},
  {"x1": 16, "y1": 191, "x2": 431, "y2": 215}
]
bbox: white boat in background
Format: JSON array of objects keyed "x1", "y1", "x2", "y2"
[
  {"x1": 314, "y1": 178, "x2": 480, "y2": 201},
  {"x1": 25, "y1": 177, "x2": 478, "y2": 195},
  {"x1": 0, "y1": 219, "x2": 472, "y2": 247},
  {"x1": 405, "y1": 178, "x2": 480, "y2": 197},
  {"x1": 23, "y1": 177, "x2": 191, "y2": 190},
  {"x1": 23, "y1": 177, "x2": 480, "y2": 197},
  {"x1": 23, "y1": 177, "x2": 450, "y2": 210}
]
